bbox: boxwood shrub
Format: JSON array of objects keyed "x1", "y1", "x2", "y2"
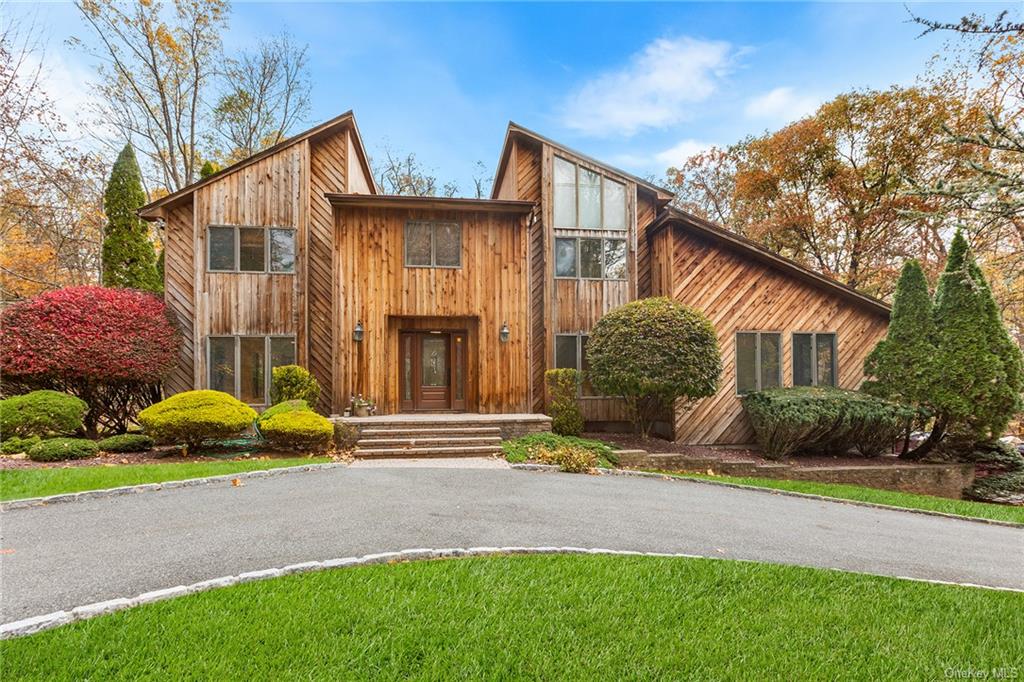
[
  {"x1": 138, "y1": 390, "x2": 257, "y2": 452},
  {"x1": 270, "y1": 366, "x2": 320, "y2": 407},
  {"x1": 0, "y1": 435, "x2": 41, "y2": 454},
  {"x1": 257, "y1": 399, "x2": 311, "y2": 426},
  {"x1": 545, "y1": 369, "x2": 583, "y2": 436},
  {"x1": 96, "y1": 433, "x2": 154, "y2": 453},
  {"x1": 0, "y1": 390, "x2": 88, "y2": 438},
  {"x1": 259, "y1": 410, "x2": 334, "y2": 452},
  {"x1": 28, "y1": 437, "x2": 99, "y2": 462},
  {"x1": 741, "y1": 386, "x2": 914, "y2": 460}
]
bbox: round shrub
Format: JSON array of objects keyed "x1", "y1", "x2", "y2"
[
  {"x1": 138, "y1": 390, "x2": 257, "y2": 452},
  {"x1": 1, "y1": 435, "x2": 41, "y2": 454},
  {"x1": 270, "y1": 365, "x2": 321, "y2": 408},
  {"x1": 545, "y1": 369, "x2": 583, "y2": 436},
  {"x1": 259, "y1": 411, "x2": 334, "y2": 452},
  {"x1": 0, "y1": 390, "x2": 88, "y2": 438},
  {"x1": 28, "y1": 437, "x2": 99, "y2": 462},
  {"x1": 257, "y1": 399, "x2": 311, "y2": 426},
  {"x1": 0, "y1": 286, "x2": 180, "y2": 435},
  {"x1": 587, "y1": 297, "x2": 721, "y2": 436},
  {"x1": 96, "y1": 433, "x2": 154, "y2": 453}
]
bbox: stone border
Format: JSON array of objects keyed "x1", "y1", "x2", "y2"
[
  {"x1": 3, "y1": 545, "x2": 1021, "y2": 640},
  {"x1": 509, "y1": 463, "x2": 1024, "y2": 529},
  {"x1": 0, "y1": 462, "x2": 349, "y2": 511}
]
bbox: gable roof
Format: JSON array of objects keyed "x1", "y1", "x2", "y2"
[
  {"x1": 652, "y1": 207, "x2": 890, "y2": 317},
  {"x1": 491, "y1": 122, "x2": 675, "y2": 203},
  {"x1": 139, "y1": 111, "x2": 376, "y2": 219}
]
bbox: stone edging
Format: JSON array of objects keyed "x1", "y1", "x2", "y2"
[
  {"x1": 509, "y1": 463, "x2": 1024, "y2": 529},
  {"x1": 0, "y1": 462, "x2": 349, "y2": 511},
  {"x1": 4, "y1": 545, "x2": 1021, "y2": 640}
]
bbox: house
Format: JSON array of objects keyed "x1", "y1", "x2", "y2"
[{"x1": 140, "y1": 111, "x2": 890, "y2": 445}]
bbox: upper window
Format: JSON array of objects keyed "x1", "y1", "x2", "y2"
[
  {"x1": 553, "y1": 157, "x2": 627, "y2": 230},
  {"x1": 793, "y1": 333, "x2": 837, "y2": 387},
  {"x1": 404, "y1": 221, "x2": 461, "y2": 268},
  {"x1": 208, "y1": 335, "x2": 296, "y2": 406},
  {"x1": 207, "y1": 226, "x2": 295, "y2": 273},
  {"x1": 554, "y1": 333, "x2": 597, "y2": 396},
  {"x1": 736, "y1": 331, "x2": 781, "y2": 395},
  {"x1": 554, "y1": 237, "x2": 627, "y2": 280}
]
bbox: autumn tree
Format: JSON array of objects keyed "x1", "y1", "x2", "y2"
[
  {"x1": 373, "y1": 145, "x2": 458, "y2": 197},
  {"x1": 102, "y1": 144, "x2": 161, "y2": 292}
]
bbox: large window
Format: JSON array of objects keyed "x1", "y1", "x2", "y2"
[
  {"x1": 207, "y1": 226, "x2": 295, "y2": 273},
  {"x1": 793, "y1": 332, "x2": 837, "y2": 387},
  {"x1": 553, "y1": 157, "x2": 627, "y2": 230},
  {"x1": 554, "y1": 237, "x2": 627, "y2": 280},
  {"x1": 735, "y1": 331, "x2": 781, "y2": 395},
  {"x1": 554, "y1": 333, "x2": 597, "y2": 396},
  {"x1": 404, "y1": 221, "x2": 462, "y2": 268},
  {"x1": 207, "y1": 335, "x2": 296, "y2": 405}
]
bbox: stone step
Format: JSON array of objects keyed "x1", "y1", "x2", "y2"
[
  {"x1": 358, "y1": 426, "x2": 502, "y2": 438},
  {"x1": 354, "y1": 445, "x2": 503, "y2": 459},
  {"x1": 356, "y1": 436, "x2": 502, "y2": 448}
]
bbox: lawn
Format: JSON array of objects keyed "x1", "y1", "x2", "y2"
[
  {"x1": 2, "y1": 555, "x2": 1020, "y2": 680},
  {"x1": 0, "y1": 457, "x2": 331, "y2": 502},
  {"x1": 661, "y1": 471, "x2": 1024, "y2": 525}
]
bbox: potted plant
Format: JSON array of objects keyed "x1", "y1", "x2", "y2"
[{"x1": 350, "y1": 395, "x2": 376, "y2": 418}]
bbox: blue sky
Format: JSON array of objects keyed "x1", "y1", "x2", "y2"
[{"x1": 29, "y1": 1, "x2": 1012, "y2": 194}]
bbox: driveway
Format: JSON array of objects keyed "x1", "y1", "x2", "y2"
[{"x1": 2, "y1": 467, "x2": 1022, "y2": 622}]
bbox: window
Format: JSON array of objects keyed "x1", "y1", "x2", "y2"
[
  {"x1": 735, "y1": 332, "x2": 781, "y2": 395},
  {"x1": 554, "y1": 333, "x2": 597, "y2": 396},
  {"x1": 207, "y1": 226, "x2": 295, "y2": 273},
  {"x1": 404, "y1": 221, "x2": 461, "y2": 268},
  {"x1": 207, "y1": 335, "x2": 296, "y2": 405},
  {"x1": 793, "y1": 332, "x2": 837, "y2": 387},
  {"x1": 554, "y1": 237, "x2": 627, "y2": 280},
  {"x1": 552, "y1": 156, "x2": 627, "y2": 230}
]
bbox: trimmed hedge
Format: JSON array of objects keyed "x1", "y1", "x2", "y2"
[
  {"x1": 0, "y1": 390, "x2": 88, "y2": 439},
  {"x1": 257, "y1": 400, "x2": 311, "y2": 426},
  {"x1": 259, "y1": 411, "x2": 334, "y2": 452},
  {"x1": 333, "y1": 421, "x2": 359, "y2": 452},
  {"x1": 1, "y1": 435, "x2": 41, "y2": 454},
  {"x1": 138, "y1": 390, "x2": 257, "y2": 452},
  {"x1": 96, "y1": 434, "x2": 154, "y2": 453},
  {"x1": 270, "y1": 365, "x2": 320, "y2": 407},
  {"x1": 545, "y1": 369, "x2": 583, "y2": 436},
  {"x1": 742, "y1": 387, "x2": 914, "y2": 460},
  {"x1": 27, "y1": 437, "x2": 99, "y2": 462}
]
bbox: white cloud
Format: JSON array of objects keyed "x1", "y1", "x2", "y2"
[
  {"x1": 654, "y1": 139, "x2": 713, "y2": 167},
  {"x1": 560, "y1": 36, "x2": 734, "y2": 137},
  {"x1": 24, "y1": 48, "x2": 102, "y2": 144},
  {"x1": 744, "y1": 87, "x2": 820, "y2": 123}
]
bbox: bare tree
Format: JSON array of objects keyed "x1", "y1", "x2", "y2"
[
  {"x1": 372, "y1": 145, "x2": 458, "y2": 197},
  {"x1": 471, "y1": 160, "x2": 492, "y2": 199}
]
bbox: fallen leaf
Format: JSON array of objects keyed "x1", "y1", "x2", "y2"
[{"x1": 231, "y1": 478, "x2": 242, "y2": 487}]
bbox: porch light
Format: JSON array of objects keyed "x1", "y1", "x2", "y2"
[
  {"x1": 499, "y1": 322, "x2": 510, "y2": 344},
  {"x1": 353, "y1": 321, "x2": 364, "y2": 342}
]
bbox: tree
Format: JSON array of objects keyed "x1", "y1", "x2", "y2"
[
  {"x1": 199, "y1": 160, "x2": 222, "y2": 179},
  {"x1": 471, "y1": 161, "x2": 493, "y2": 199},
  {"x1": 373, "y1": 145, "x2": 458, "y2": 197},
  {"x1": 587, "y1": 297, "x2": 722, "y2": 437},
  {"x1": 862, "y1": 260, "x2": 936, "y2": 456},
  {"x1": 102, "y1": 144, "x2": 161, "y2": 292}
]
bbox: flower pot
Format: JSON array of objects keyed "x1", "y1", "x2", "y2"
[{"x1": 354, "y1": 405, "x2": 370, "y2": 418}]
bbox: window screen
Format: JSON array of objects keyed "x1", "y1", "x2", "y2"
[
  {"x1": 554, "y1": 335, "x2": 578, "y2": 369},
  {"x1": 269, "y1": 229, "x2": 295, "y2": 272},
  {"x1": 603, "y1": 178, "x2": 626, "y2": 230},
  {"x1": 554, "y1": 157, "x2": 577, "y2": 228},
  {"x1": 555, "y1": 238, "x2": 577, "y2": 277},
  {"x1": 604, "y1": 239, "x2": 627, "y2": 279},
  {"x1": 578, "y1": 167, "x2": 602, "y2": 229},
  {"x1": 208, "y1": 227, "x2": 236, "y2": 271},
  {"x1": 736, "y1": 332, "x2": 781, "y2": 395},
  {"x1": 579, "y1": 239, "x2": 603, "y2": 278},
  {"x1": 208, "y1": 337, "x2": 235, "y2": 394}
]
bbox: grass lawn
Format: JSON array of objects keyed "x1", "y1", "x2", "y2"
[
  {"x1": 0, "y1": 457, "x2": 331, "y2": 502},
  {"x1": 2, "y1": 555, "x2": 1021, "y2": 680},
  {"x1": 660, "y1": 471, "x2": 1024, "y2": 525}
]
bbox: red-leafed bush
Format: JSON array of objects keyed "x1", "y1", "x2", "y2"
[{"x1": 1, "y1": 286, "x2": 181, "y2": 435}]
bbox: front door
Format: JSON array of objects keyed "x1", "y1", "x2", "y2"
[{"x1": 399, "y1": 331, "x2": 467, "y2": 411}]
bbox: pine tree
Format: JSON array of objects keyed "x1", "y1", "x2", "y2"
[
  {"x1": 102, "y1": 144, "x2": 161, "y2": 293},
  {"x1": 862, "y1": 259, "x2": 935, "y2": 456}
]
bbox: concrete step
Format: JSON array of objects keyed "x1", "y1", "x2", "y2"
[
  {"x1": 356, "y1": 436, "x2": 502, "y2": 448},
  {"x1": 354, "y1": 445, "x2": 503, "y2": 459},
  {"x1": 358, "y1": 427, "x2": 503, "y2": 438}
]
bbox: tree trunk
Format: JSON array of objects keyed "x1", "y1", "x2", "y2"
[{"x1": 904, "y1": 414, "x2": 947, "y2": 460}]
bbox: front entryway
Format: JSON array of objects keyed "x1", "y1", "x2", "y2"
[{"x1": 399, "y1": 330, "x2": 467, "y2": 411}]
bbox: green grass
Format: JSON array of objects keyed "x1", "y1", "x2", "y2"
[
  {"x1": 2, "y1": 555, "x2": 1021, "y2": 680},
  {"x1": 660, "y1": 471, "x2": 1024, "y2": 525},
  {"x1": 0, "y1": 457, "x2": 331, "y2": 502}
]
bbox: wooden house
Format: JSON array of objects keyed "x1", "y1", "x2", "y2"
[{"x1": 141, "y1": 112, "x2": 890, "y2": 445}]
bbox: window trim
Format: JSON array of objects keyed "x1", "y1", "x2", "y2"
[
  {"x1": 552, "y1": 155, "x2": 627, "y2": 231},
  {"x1": 403, "y1": 220, "x2": 463, "y2": 269},
  {"x1": 206, "y1": 225, "x2": 296, "y2": 275},
  {"x1": 791, "y1": 331, "x2": 838, "y2": 387},
  {"x1": 552, "y1": 237, "x2": 628, "y2": 281},
  {"x1": 206, "y1": 334, "x2": 297, "y2": 406},
  {"x1": 734, "y1": 330, "x2": 783, "y2": 396}
]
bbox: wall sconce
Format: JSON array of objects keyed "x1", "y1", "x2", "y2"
[
  {"x1": 499, "y1": 322, "x2": 510, "y2": 344},
  {"x1": 353, "y1": 321, "x2": 364, "y2": 342}
]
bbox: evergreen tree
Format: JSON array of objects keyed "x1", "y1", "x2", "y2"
[
  {"x1": 101, "y1": 144, "x2": 161, "y2": 293},
  {"x1": 862, "y1": 260, "x2": 935, "y2": 456},
  {"x1": 199, "y1": 160, "x2": 221, "y2": 179}
]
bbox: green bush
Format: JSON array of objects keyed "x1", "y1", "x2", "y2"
[
  {"x1": 549, "y1": 444, "x2": 598, "y2": 473},
  {"x1": 0, "y1": 390, "x2": 88, "y2": 439},
  {"x1": 137, "y1": 390, "x2": 257, "y2": 452},
  {"x1": 259, "y1": 411, "x2": 334, "y2": 452},
  {"x1": 545, "y1": 369, "x2": 584, "y2": 436},
  {"x1": 270, "y1": 365, "x2": 320, "y2": 407},
  {"x1": 1, "y1": 435, "x2": 41, "y2": 454},
  {"x1": 502, "y1": 433, "x2": 618, "y2": 468},
  {"x1": 742, "y1": 387, "x2": 914, "y2": 460},
  {"x1": 96, "y1": 434, "x2": 154, "y2": 453},
  {"x1": 257, "y1": 400, "x2": 311, "y2": 426},
  {"x1": 27, "y1": 437, "x2": 99, "y2": 462},
  {"x1": 333, "y1": 421, "x2": 359, "y2": 452}
]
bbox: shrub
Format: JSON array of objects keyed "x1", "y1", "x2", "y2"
[
  {"x1": 1, "y1": 435, "x2": 41, "y2": 454},
  {"x1": 0, "y1": 286, "x2": 180, "y2": 436},
  {"x1": 959, "y1": 440, "x2": 1024, "y2": 505},
  {"x1": 259, "y1": 411, "x2": 334, "y2": 452},
  {"x1": 742, "y1": 387, "x2": 914, "y2": 460},
  {"x1": 550, "y1": 444, "x2": 597, "y2": 473},
  {"x1": 545, "y1": 369, "x2": 583, "y2": 436},
  {"x1": 587, "y1": 297, "x2": 721, "y2": 436},
  {"x1": 270, "y1": 366, "x2": 321, "y2": 408},
  {"x1": 96, "y1": 433, "x2": 154, "y2": 453},
  {"x1": 27, "y1": 437, "x2": 99, "y2": 462},
  {"x1": 138, "y1": 390, "x2": 257, "y2": 452},
  {"x1": 257, "y1": 400, "x2": 311, "y2": 426},
  {"x1": 333, "y1": 421, "x2": 359, "y2": 452},
  {"x1": 0, "y1": 390, "x2": 88, "y2": 438},
  {"x1": 502, "y1": 433, "x2": 618, "y2": 468}
]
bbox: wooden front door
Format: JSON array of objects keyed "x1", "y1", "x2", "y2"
[{"x1": 399, "y1": 331, "x2": 467, "y2": 412}]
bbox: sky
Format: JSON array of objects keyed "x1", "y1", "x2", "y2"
[{"x1": 20, "y1": 1, "x2": 1015, "y2": 195}]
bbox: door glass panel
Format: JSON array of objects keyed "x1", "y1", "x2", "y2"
[
  {"x1": 760, "y1": 333, "x2": 781, "y2": 389},
  {"x1": 554, "y1": 238, "x2": 577, "y2": 277},
  {"x1": 553, "y1": 157, "x2": 577, "y2": 228},
  {"x1": 239, "y1": 337, "x2": 266, "y2": 403},
  {"x1": 816, "y1": 334, "x2": 837, "y2": 387},
  {"x1": 604, "y1": 239, "x2": 626, "y2": 279},
  {"x1": 736, "y1": 333, "x2": 757, "y2": 395},
  {"x1": 209, "y1": 337, "x2": 235, "y2": 395},
  {"x1": 793, "y1": 333, "x2": 814, "y2": 386},
  {"x1": 454, "y1": 335, "x2": 465, "y2": 401},
  {"x1": 269, "y1": 337, "x2": 295, "y2": 370},
  {"x1": 402, "y1": 336, "x2": 413, "y2": 401},
  {"x1": 208, "y1": 227, "x2": 235, "y2": 271},
  {"x1": 239, "y1": 228, "x2": 265, "y2": 271},
  {"x1": 269, "y1": 229, "x2": 295, "y2": 272},
  {"x1": 554, "y1": 335, "x2": 577, "y2": 369},
  {"x1": 579, "y1": 167, "x2": 601, "y2": 229},
  {"x1": 421, "y1": 337, "x2": 449, "y2": 387},
  {"x1": 603, "y1": 178, "x2": 626, "y2": 230},
  {"x1": 579, "y1": 238, "x2": 602, "y2": 278},
  {"x1": 433, "y1": 222, "x2": 461, "y2": 267},
  {"x1": 405, "y1": 221, "x2": 432, "y2": 266}
]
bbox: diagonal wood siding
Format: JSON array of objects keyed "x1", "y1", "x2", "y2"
[
  {"x1": 162, "y1": 200, "x2": 196, "y2": 395},
  {"x1": 516, "y1": 139, "x2": 547, "y2": 412}
]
